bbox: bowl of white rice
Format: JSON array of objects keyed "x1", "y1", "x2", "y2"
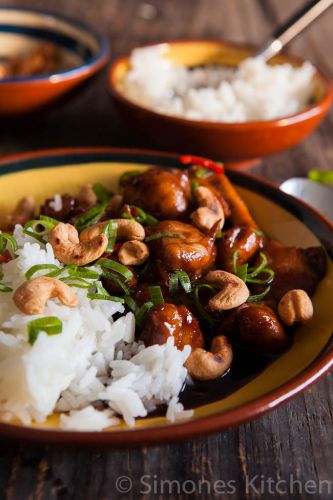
[{"x1": 109, "y1": 40, "x2": 333, "y2": 164}]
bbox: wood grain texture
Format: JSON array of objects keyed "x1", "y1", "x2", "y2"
[{"x1": 0, "y1": 0, "x2": 332, "y2": 498}]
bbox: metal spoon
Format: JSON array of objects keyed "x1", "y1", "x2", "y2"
[
  {"x1": 280, "y1": 177, "x2": 333, "y2": 222},
  {"x1": 256, "y1": 0, "x2": 333, "y2": 61}
]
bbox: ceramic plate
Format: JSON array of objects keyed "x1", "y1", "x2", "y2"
[{"x1": 0, "y1": 148, "x2": 332, "y2": 447}]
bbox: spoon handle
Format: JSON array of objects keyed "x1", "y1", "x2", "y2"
[{"x1": 256, "y1": 0, "x2": 333, "y2": 60}]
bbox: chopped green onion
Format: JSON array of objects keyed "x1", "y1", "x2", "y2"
[
  {"x1": 0, "y1": 283, "x2": 12, "y2": 292},
  {"x1": 87, "y1": 292, "x2": 124, "y2": 303},
  {"x1": 124, "y1": 295, "x2": 138, "y2": 313},
  {"x1": 247, "y1": 286, "x2": 271, "y2": 303},
  {"x1": 233, "y1": 249, "x2": 248, "y2": 283},
  {"x1": 194, "y1": 168, "x2": 210, "y2": 178},
  {"x1": 135, "y1": 301, "x2": 154, "y2": 328},
  {"x1": 0, "y1": 233, "x2": 18, "y2": 257},
  {"x1": 193, "y1": 284, "x2": 218, "y2": 324},
  {"x1": 102, "y1": 220, "x2": 118, "y2": 253},
  {"x1": 93, "y1": 183, "x2": 111, "y2": 203},
  {"x1": 101, "y1": 269, "x2": 130, "y2": 294},
  {"x1": 87, "y1": 281, "x2": 124, "y2": 303},
  {"x1": 0, "y1": 272, "x2": 3, "y2": 280},
  {"x1": 145, "y1": 232, "x2": 183, "y2": 242},
  {"x1": 24, "y1": 219, "x2": 56, "y2": 236},
  {"x1": 25, "y1": 264, "x2": 61, "y2": 280},
  {"x1": 66, "y1": 266, "x2": 100, "y2": 280},
  {"x1": 23, "y1": 228, "x2": 46, "y2": 244},
  {"x1": 168, "y1": 272, "x2": 179, "y2": 295},
  {"x1": 216, "y1": 229, "x2": 222, "y2": 239},
  {"x1": 39, "y1": 215, "x2": 60, "y2": 226},
  {"x1": 97, "y1": 258, "x2": 133, "y2": 282},
  {"x1": 139, "y1": 259, "x2": 151, "y2": 277},
  {"x1": 169, "y1": 270, "x2": 192, "y2": 294},
  {"x1": 191, "y1": 180, "x2": 200, "y2": 191},
  {"x1": 246, "y1": 268, "x2": 274, "y2": 285},
  {"x1": 246, "y1": 252, "x2": 268, "y2": 279},
  {"x1": 62, "y1": 277, "x2": 96, "y2": 289},
  {"x1": 308, "y1": 169, "x2": 333, "y2": 184},
  {"x1": 149, "y1": 285, "x2": 164, "y2": 305},
  {"x1": 75, "y1": 202, "x2": 108, "y2": 233},
  {"x1": 121, "y1": 205, "x2": 158, "y2": 226},
  {"x1": 27, "y1": 317, "x2": 62, "y2": 345}
]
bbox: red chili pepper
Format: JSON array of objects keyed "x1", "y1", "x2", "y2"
[
  {"x1": 0, "y1": 254, "x2": 10, "y2": 263},
  {"x1": 131, "y1": 207, "x2": 139, "y2": 218},
  {"x1": 179, "y1": 155, "x2": 224, "y2": 174}
]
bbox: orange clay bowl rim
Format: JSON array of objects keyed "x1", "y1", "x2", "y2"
[
  {"x1": 0, "y1": 147, "x2": 332, "y2": 448},
  {"x1": 108, "y1": 38, "x2": 333, "y2": 131}
]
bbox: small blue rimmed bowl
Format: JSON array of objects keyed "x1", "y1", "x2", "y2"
[{"x1": 0, "y1": 6, "x2": 109, "y2": 114}]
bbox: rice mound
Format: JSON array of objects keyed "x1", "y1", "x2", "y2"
[
  {"x1": 121, "y1": 46, "x2": 316, "y2": 122},
  {"x1": 0, "y1": 226, "x2": 192, "y2": 431}
]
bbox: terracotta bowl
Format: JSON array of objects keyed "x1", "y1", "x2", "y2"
[
  {"x1": 108, "y1": 40, "x2": 333, "y2": 165},
  {"x1": 0, "y1": 6, "x2": 109, "y2": 114},
  {"x1": 0, "y1": 148, "x2": 332, "y2": 447}
]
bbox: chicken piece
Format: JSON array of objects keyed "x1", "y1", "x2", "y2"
[
  {"x1": 140, "y1": 303, "x2": 204, "y2": 350},
  {"x1": 254, "y1": 240, "x2": 327, "y2": 302},
  {"x1": 217, "y1": 226, "x2": 264, "y2": 272},
  {"x1": 121, "y1": 168, "x2": 191, "y2": 219},
  {"x1": 218, "y1": 303, "x2": 289, "y2": 354},
  {"x1": 145, "y1": 220, "x2": 217, "y2": 281}
]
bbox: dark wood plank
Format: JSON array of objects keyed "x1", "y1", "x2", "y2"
[{"x1": 1, "y1": 0, "x2": 332, "y2": 499}]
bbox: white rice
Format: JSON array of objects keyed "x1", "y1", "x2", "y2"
[
  {"x1": 121, "y1": 46, "x2": 316, "y2": 122},
  {"x1": 0, "y1": 226, "x2": 193, "y2": 430}
]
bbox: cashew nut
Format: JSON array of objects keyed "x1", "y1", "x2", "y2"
[
  {"x1": 4, "y1": 196, "x2": 36, "y2": 231},
  {"x1": 49, "y1": 223, "x2": 108, "y2": 266},
  {"x1": 204, "y1": 270, "x2": 249, "y2": 311},
  {"x1": 118, "y1": 240, "x2": 149, "y2": 266},
  {"x1": 185, "y1": 335, "x2": 233, "y2": 380},
  {"x1": 77, "y1": 184, "x2": 97, "y2": 208},
  {"x1": 278, "y1": 289, "x2": 313, "y2": 326},
  {"x1": 13, "y1": 277, "x2": 78, "y2": 315},
  {"x1": 190, "y1": 186, "x2": 225, "y2": 232},
  {"x1": 80, "y1": 219, "x2": 145, "y2": 242}
]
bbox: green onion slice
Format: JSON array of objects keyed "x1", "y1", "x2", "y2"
[
  {"x1": 149, "y1": 285, "x2": 164, "y2": 305},
  {"x1": 39, "y1": 215, "x2": 60, "y2": 226},
  {"x1": 247, "y1": 286, "x2": 271, "y2": 303},
  {"x1": 308, "y1": 169, "x2": 333, "y2": 184},
  {"x1": 102, "y1": 220, "x2": 118, "y2": 253},
  {"x1": 121, "y1": 205, "x2": 158, "y2": 226},
  {"x1": 135, "y1": 301, "x2": 154, "y2": 328},
  {"x1": 75, "y1": 202, "x2": 108, "y2": 233},
  {"x1": 124, "y1": 295, "x2": 138, "y2": 314},
  {"x1": 87, "y1": 292, "x2": 124, "y2": 303},
  {"x1": 0, "y1": 283, "x2": 13, "y2": 292},
  {"x1": 145, "y1": 232, "x2": 183, "y2": 242},
  {"x1": 0, "y1": 233, "x2": 18, "y2": 258},
  {"x1": 246, "y1": 252, "x2": 268, "y2": 279},
  {"x1": 27, "y1": 317, "x2": 62, "y2": 345},
  {"x1": 25, "y1": 264, "x2": 61, "y2": 280},
  {"x1": 193, "y1": 284, "x2": 218, "y2": 324},
  {"x1": 97, "y1": 258, "x2": 133, "y2": 282},
  {"x1": 169, "y1": 270, "x2": 192, "y2": 294},
  {"x1": 101, "y1": 269, "x2": 130, "y2": 295},
  {"x1": 93, "y1": 183, "x2": 111, "y2": 203}
]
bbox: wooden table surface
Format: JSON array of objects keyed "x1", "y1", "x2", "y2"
[{"x1": 1, "y1": 0, "x2": 333, "y2": 498}]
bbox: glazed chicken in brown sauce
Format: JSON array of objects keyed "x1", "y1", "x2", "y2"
[{"x1": 5, "y1": 160, "x2": 326, "y2": 399}]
